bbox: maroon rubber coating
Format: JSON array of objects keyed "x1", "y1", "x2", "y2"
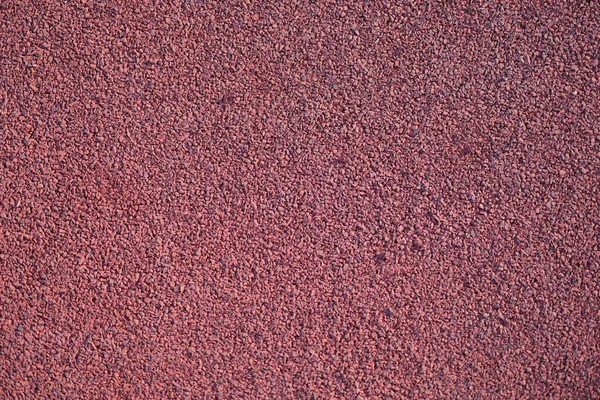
[{"x1": 1, "y1": 1, "x2": 599, "y2": 398}]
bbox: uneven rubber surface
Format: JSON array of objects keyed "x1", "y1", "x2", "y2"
[{"x1": 1, "y1": 1, "x2": 599, "y2": 398}]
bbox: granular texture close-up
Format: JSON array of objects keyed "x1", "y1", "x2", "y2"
[{"x1": 1, "y1": 1, "x2": 599, "y2": 398}]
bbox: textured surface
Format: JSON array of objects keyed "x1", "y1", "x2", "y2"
[{"x1": 1, "y1": 1, "x2": 599, "y2": 398}]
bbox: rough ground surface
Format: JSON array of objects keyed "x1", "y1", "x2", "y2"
[{"x1": 1, "y1": 1, "x2": 599, "y2": 398}]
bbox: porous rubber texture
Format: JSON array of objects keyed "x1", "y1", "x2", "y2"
[{"x1": 1, "y1": 1, "x2": 599, "y2": 398}]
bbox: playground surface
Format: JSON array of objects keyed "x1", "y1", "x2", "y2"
[{"x1": 1, "y1": 1, "x2": 599, "y2": 398}]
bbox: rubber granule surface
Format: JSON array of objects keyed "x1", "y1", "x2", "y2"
[{"x1": 1, "y1": 1, "x2": 599, "y2": 399}]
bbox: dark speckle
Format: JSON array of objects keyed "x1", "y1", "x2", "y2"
[
  {"x1": 460, "y1": 146, "x2": 473, "y2": 157},
  {"x1": 374, "y1": 252, "x2": 386, "y2": 263}
]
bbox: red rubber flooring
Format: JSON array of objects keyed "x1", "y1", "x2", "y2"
[{"x1": 1, "y1": 1, "x2": 599, "y2": 398}]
